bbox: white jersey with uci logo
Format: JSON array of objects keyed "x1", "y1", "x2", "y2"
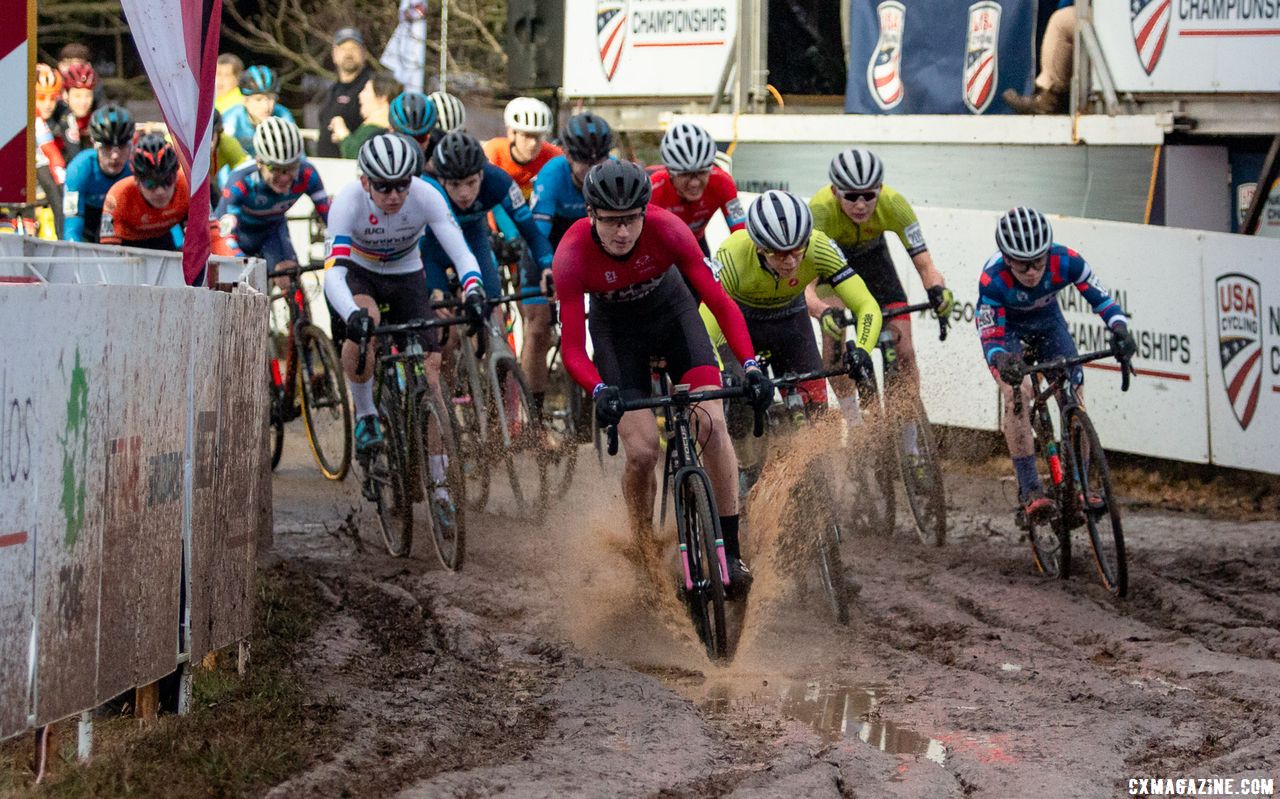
[{"x1": 323, "y1": 178, "x2": 481, "y2": 318}]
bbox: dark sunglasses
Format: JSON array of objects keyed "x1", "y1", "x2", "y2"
[
  {"x1": 591, "y1": 210, "x2": 645, "y2": 228},
  {"x1": 139, "y1": 176, "x2": 176, "y2": 190},
  {"x1": 841, "y1": 189, "x2": 879, "y2": 203},
  {"x1": 370, "y1": 178, "x2": 412, "y2": 194},
  {"x1": 764, "y1": 243, "x2": 807, "y2": 258}
]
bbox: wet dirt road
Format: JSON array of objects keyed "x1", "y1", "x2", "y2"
[{"x1": 266, "y1": 431, "x2": 1280, "y2": 798}]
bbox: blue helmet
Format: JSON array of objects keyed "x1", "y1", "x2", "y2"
[
  {"x1": 239, "y1": 65, "x2": 278, "y2": 96},
  {"x1": 390, "y1": 91, "x2": 438, "y2": 137}
]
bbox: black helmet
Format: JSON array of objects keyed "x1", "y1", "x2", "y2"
[
  {"x1": 131, "y1": 133, "x2": 179, "y2": 183},
  {"x1": 561, "y1": 112, "x2": 614, "y2": 162},
  {"x1": 433, "y1": 131, "x2": 486, "y2": 179},
  {"x1": 582, "y1": 159, "x2": 650, "y2": 211},
  {"x1": 89, "y1": 104, "x2": 135, "y2": 147}
]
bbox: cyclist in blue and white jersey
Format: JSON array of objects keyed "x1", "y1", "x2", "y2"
[
  {"x1": 323, "y1": 133, "x2": 485, "y2": 465},
  {"x1": 221, "y1": 66, "x2": 297, "y2": 156},
  {"x1": 63, "y1": 105, "x2": 134, "y2": 243},
  {"x1": 215, "y1": 117, "x2": 330, "y2": 269},
  {"x1": 977, "y1": 207, "x2": 1137, "y2": 521}
]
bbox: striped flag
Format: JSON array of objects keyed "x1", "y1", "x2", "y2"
[
  {"x1": 382, "y1": 0, "x2": 429, "y2": 93},
  {"x1": 0, "y1": 0, "x2": 34, "y2": 204},
  {"x1": 120, "y1": 0, "x2": 222, "y2": 285}
]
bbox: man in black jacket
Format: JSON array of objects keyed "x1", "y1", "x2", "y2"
[{"x1": 314, "y1": 28, "x2": 375, "y2": 157}]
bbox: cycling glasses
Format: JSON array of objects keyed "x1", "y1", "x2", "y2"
[
  {"x1": 590, "y1": 210, "x2": 645, "y2": 229},
  {"x1": 370, "y1": 178, "x2": 413, "y2": 194},
  {"x1": 840, "y1": 189, "x2": 879, "y2": 203},
  {"x1": 138, "y1": 175, "x2": 177, "y2": 190},
  {"x1": 263, "y1": 162, "x2": 301, "y2": 176},
  {"x1": 763, "y1": 243, "x2": 807, "y2": 259}
]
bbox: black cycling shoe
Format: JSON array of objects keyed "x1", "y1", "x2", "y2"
[{"x1": 725, "y1": 558, "x2": 753, "y2": 601}]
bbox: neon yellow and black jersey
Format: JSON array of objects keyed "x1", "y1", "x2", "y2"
[
  {"x1": 808, "y1": 183, "x2": 927, "y2": 258},
  {"x1": 701, "y1": 228, "x2": 882, "y2": 352}
]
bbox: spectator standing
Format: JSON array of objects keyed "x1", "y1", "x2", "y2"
[
  {"x1": 1002, "y1": 0, "x2": 1074, "y2": 115},
  {"x1": 338, "y1": 71, "x2": 400, "y2": 159},
  {"x1": 215, "y1": 54, "x2": 245, "y2": 113},
  {"x1": 315, "y1": 28, "x2": 375, "y2": 157}
]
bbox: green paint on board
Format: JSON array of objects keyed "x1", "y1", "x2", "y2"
[{"x1": 59, "y1": 348, "x2": 90, "y2": 547}]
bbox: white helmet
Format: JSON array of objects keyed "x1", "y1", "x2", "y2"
[
  {"x1": 713, "y1": 149, "x2": 733, "y2": 176},
  {"x1": 995, "y1": 207, "x2": 1054, "y2": 261},
  {"x1": 828, "y1": 148, "x2": 884, "y2": 192},
  {"x1": 253, "y1": 116, "x2": 304, "y2": 166},
  {"x1": 660, "y1": 122, "x2": 717, "y2": 173},
  {"x1": 428, "y1": 91, "x2": 467, "y2": 131},
  {"x1": 357, "y1": 133, "x2": 419, "y2": 183},
  {"x1": 504, "y1": 96, "x2": 553, "y2": 134},
  {"x1": 746, "y1": 190, "x2": 813, "y2": 252}
]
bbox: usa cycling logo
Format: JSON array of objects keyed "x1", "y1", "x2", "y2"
[
  {"x1": 1131, "y1": 0, "x2": 1172, "y2": 75},
  {"x1": 867, "y1": 1, "x2": 906, "y2": 110},
  {"x1": 964, "y1": 2, "x2": 1000, "y2": 114},
  {"x1": 1216, "y1": 273, "x2": 1263, "y2": 430},
  {"x1": 597, "y1": 1, "x2": 628, "y2": 81}
]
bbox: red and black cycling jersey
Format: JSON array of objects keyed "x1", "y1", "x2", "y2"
[{"x1": 552, "y1": 204, "x2": 756, "y2": 393}]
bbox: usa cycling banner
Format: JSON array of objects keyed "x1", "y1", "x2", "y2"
[
  {"x1": 1093, "y1": 0, "x2": 1280, "y2": 93},
  {"x1": 120, "y1": 0, "x2": 222, "y2": 285},
  {"x1": 562, "y1": 0, "x2": 737, "y2": 97},
  {"x1": 844, "y1": 0, "x2": 1035, "y2": 115}
]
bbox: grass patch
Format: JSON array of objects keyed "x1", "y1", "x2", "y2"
[{"x1": 0, "y1": 562, "x2": 336, "y2": 798}]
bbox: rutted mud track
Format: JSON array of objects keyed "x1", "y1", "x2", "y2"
[{"x1": 268, "y1": 432, "x2": 1280, "y2": 797}]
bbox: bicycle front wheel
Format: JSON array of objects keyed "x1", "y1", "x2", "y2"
[
  {"x1": 370, "y1": 405, "x2": 413, "y2": 557},
  {"x1": 1025, "y1": 432, "x2": 1070, "y2": 580},
  {"x1": 450, "y1": 338, "x2": 491, "y2": 512},
  {"x1": 843, "y1": 419, "x2": 896, "y2": 535},
  {"x1": 1068, "y1": 409, "x2": 1127, "y2": 597},
  {"x1": 679, "y1": 473, "x2": 728, "y2": 661},
  {"x1": 896, "y1": 400, "x2": 947, "y2": 546},
  {"x1": 488, "y1": 358, "x2": 548, "y2": 517},
  {"x1": 419, "y1": 391, "x2": 467, "y2": 571},
  {"x1": 540, "y1": 350, "x2": 581, "y2": 498},
  {"x1": 297, "y1": 324, "x2": 352, "y2": 481}
]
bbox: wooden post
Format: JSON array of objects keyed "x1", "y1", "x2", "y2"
[{"x1": 135, "y1": 682, "x2": 159, "y2": 723}]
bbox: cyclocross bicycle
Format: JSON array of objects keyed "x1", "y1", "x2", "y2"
[
  {"x1": 839, "y1": 302, "x2": 949, "y2": 546},
  {"x1": 1010, "y1": 344, "x2": 1132, "y2": 596},
  {"x1": 266, "y1": 262, "x2": 351, "y2": 480},
  {"x1": 354, "y1": 315, "x2": 471, "y2": 569},
  {"x1": 604, "y1": 382, "x2": 765, "y2": 661}
]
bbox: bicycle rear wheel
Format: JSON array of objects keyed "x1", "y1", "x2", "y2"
[
  {"x1": 269, "y1": 392, "x2": 285, "y2": 471},
  {"x1": 297, "y1": 324, "x2": 352, "y2": 481},
  {"x1": 679, "y1": 473, "x2": 728, "y2": 661},
  {"x1": 488, "y1": 357, "x2": 548, "y2": 516},
  {"x1": 369, "y1": 405, "x2": 413, "y2": 557},
  {"x1": 896, "y1": 400, "x2": 947, "y2": 546},
  {"x1": 1067, "y1": 410, "x2": 1127, "y2": 596},
  {"x1": 419, "y1": 391, "x2": 466, "y2": 571}
]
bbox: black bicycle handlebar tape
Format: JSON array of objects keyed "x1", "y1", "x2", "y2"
[{"x1": 607, "y1": 424, "x2": 619, "y2": 456}]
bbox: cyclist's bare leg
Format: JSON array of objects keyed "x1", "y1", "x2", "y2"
[
  {"x1": 618, "y1": 409, "x2": 661, "y2": 535},
  {"x1": 691, "y1": 390, "x2": 738, "y2": 517},
  {"x1": 520, "y1": 303, "x2": 553, "y2": 394},
  {"x1": 272, "y1": 258, "x2": 299, "y2": 292},
  {"x1": 999, "y1": 378, "x2": 1036, "y2": 458}
]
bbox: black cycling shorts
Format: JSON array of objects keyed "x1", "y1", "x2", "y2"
[
  {"x1": 843, "y1": 238, "x2": 907, "y2": 309},
  {"x1": 343, "y1": 265, "x2": 440, "y2": 352},
  {"x1": 737, "y1": 304, "x2": 823, "y2": 377},
  {"x1": 589, "y1": 267, "x2": 720, "y2": 401}
]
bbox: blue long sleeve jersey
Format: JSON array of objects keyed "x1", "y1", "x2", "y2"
[
  {"x1": 220, "y1": 103, "x2": 297, "y2": 156},
  {"x1": 214, "y1": 161, "x2": 330, "y2": 254},
  {"x1": 62, "y1": 149, "x2": 131, "y2": 242},
  {"x1": 419, "y1": 162, "x2": 554, "y2": 292},
  {"x1": 529, "y1": 155, "x2": 593, "y2": 248},
  {"x1": 976, "y1": 243, "x2": 1128, "y2": 364}
]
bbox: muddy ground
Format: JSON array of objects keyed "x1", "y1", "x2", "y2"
[{"x1": 265, "y1": 425, "x2": 1280, "y2": 799}]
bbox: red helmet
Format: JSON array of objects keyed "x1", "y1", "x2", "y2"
[{"x1": 61, "y1": 62, "x2": 97, "y2": 90}]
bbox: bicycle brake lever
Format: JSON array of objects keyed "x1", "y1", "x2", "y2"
[
  {"x1": 752, "y1": 407, "x2": 765, "y2": 438},
  {"x1": 939, "y1": 315, "x2": 949, "y2": 342},
  {"x1": 1120, "y1": 357, "x2": 1132, "y2": 392},
  {"x1": 607, "y1": 424, "x2": 619, "y2": 456}
]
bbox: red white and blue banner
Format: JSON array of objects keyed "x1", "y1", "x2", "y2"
[
  {"x1": 844, "y1": 0, "x2": 1034, "y2": 115},
  {"x1": 0, "y1": 0, "x2": 34, "y2": 204},
  {"x1": 120, "y1": 0, "x2": 222, "y2": 285},
  {"x1": 382, "y1": 0, "x2": 429, "y2": 93},
  {"x1": 1095, "y1": 0, "x2": 1280, "y2": 92}
]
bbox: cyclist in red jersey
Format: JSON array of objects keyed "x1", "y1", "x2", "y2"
[
  {"x1": 100, "y1": 134, "x2": 189, "y2": 250},
  {"x1": 553, "y1": 159, "x2": 772, "y2": 598},
  {"x1": 648, "y1": 122, "x2": 746, "y2": 257}
]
